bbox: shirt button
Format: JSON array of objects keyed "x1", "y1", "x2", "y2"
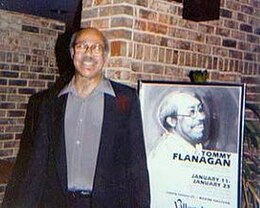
[
  {"x1": 76, "y1": 140, "x2": 80, "y2": 145},
  {"x1": 79, "y1": 119, "x2": 83, "y2": 123}
]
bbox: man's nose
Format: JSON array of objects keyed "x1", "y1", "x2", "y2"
[
  {"x1": 84, "y1": 47, "x2": 92, "y2": 55},
  {"x1": 197, "y1": 111, "x2": 205, "y2": 120}
]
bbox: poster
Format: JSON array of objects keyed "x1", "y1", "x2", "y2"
[{"x1": 138, "y1": 81, "x2": 245, "y2": 208}]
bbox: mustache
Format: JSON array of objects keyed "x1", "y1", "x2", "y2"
[
  {"x1": 191, "y1": 121, "x2": 204, "y2": 129},
  {"x1": 80, "y1": 56, "x2": 97, "y2": 65}
]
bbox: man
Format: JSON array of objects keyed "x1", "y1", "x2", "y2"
[
  {"x1": 3, "y1": 27, "x2": 150, "y2": 208},
  {"x1": 148, "y1": 91, "x2": 209, "y2": 208},
  {"x1": 156, "y1": 91, "x2": 208, "y2": 152}
]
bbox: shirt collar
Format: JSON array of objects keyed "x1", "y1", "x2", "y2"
[{"x1": 58, "y1": 76, "x2": 115, "y2": 98}]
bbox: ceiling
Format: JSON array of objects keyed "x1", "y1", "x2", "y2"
[{"x1": 0, "y1": 0, "x2": 82, "y2": 31}]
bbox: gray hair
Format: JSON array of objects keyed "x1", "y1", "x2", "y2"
[{"x1": 158, "y1": 91, "x2": 199, "y2": 131}]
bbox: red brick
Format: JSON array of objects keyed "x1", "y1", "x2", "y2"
[
  {"x1": 11, "y1": 65, "x2": 28, "y2": 72},
  {"x1": 136, "y1": 0, "x2": 148, "y2": 7},
  {"x1": 193, "y1": 43, "x2": 211, "y2": 54},
  {"x1": 0, "y1": 134, "x2": 14, "y2": 140},
  {"x1": 111, "y1": 41, "x2": 127, "y2": 56},
  {"x1": 206, "y1": 36, "x2": 221, "y2": 45},
  {"x1": 5, "y1": 125, "x2": 24, "y2": 133},
  {"x1": 112, "y1": 70, "x2": 131, "y2": 80},
  {"x1": 0, "y1": 149, "x2": 13, "y2": 157},
  {"x1": 93, "y1": 0, "x2": 112, "y2": 5},
  {"x1": 131, "y1": 73, "x2": 152, "y2": 83},
  {"x1": 0, "y1": 71, "x2": 19, "y2": 78},
  {"x1": 4, "y1": 141, "x2": 19, "y2": 148},
  {"x1": 100, "y1": 5, "x2": 133, "y2": 16},
  {"x1": 143, "y1": 45, "x2": 151, "y2": 61},
  {"x1": 247, "y1": 34, "x2": 258, "y2": 43},
  {"x1": 151, "y1": 47, "x2": 159, "y2": 62},
  {"x1": 172, "y1": 50, "x2": 178, "y2": 64},
  {"x1": 0, "y1": 103, "x2": 16, "y2": 109},
  {"x1": 92, "y1": 19, "x2": 110, "y2": 29},
  {"x1": 158, "y1": 14, "x2": 171, "y2": 24},
  {"x1": 7, "y1": 110, "x2": 25, "y2": 117},
  {"x1": 20, "y1": 72, "x2": 37, "y2": 79},
  {"x1": 165, "y1": 66, "x2": 182, "y2": 77},
  {"x1": 175, "y1": 28, "x2": 188, "y2": 39},
  {"x1": 231, "y1": 31, "x2": 246, "y2": 41},
  {"x1": 179, "y1": 52, "x2": 185, "y2": 65},
  {"x1": 104, "y1": 29, "x2": 132, "y2": 40},
  {"x1": 216, "y1": 28, "x2": 231, "y2": 37},
  {"x1": 111, "y1": 17, "x2": 133, "y2": 28},
  {"x1": 241, "y1": 5, "x2": 254, "y2": 15},
  {"x1": 8, "y1": 80, "x2": 27, "y2": 87},
  {"x1": 13, "y1": 53, "x2": 25, "y2": 64},
  {"x1": 143, "y1": 64, "x2": 164, "y2": 74},
  {"x1": 178, "y1": 19, "x2": 197, "y2": 30},
  {"x1": 147, "y1": 23, "x2": 167, "y2": 35},
  {"x1": 134, "y1": 20, "x2": 147, "y2": 31},
  {"x1": 224, "y1": 20, "x2": 238, "y2": 29},
  {"x1": 220, "y1": 9, "x2": 233, "y2": 18},
  {"x1": 177, "y1": 40, "x2": 191, "y2": 50},
  {"x1": 158, "y1": 48, "x2": 165, "y2": 63},
  {"x1": 28, "y1": 80, "x2": 46, "y2": 88},
  {"x1": 38, "y1": 74, "x2": 55, "y2": 80},
  {"x1": 165, "y1": 49, "x2": 173, "y2": 64},
  {"x1": 237, "y1": 12, "x2": 247, "y2": 22},
  {"x1": 107, "y1": 58, "x2": 131, "y2": 68},
  {"x1": 139, "y1": 9, "x2": 157, "y2": 20},
  {"x1": 131, "y1": 61, "x2": 143, "y2": 72},
  {"x1": 198, "y1": 24, "x2": 214, "y2": 34},
  {"x1": 210, "y1": 71, "x2": 220, "y2": 80},
  {"x1": 226, "y1": 1, "x2": 240, "y2": 10},
  {"x1": 134, "y1": 44, "x2": 144, "y2": 60},
  {"x1": 188, "y1": 32, "x2": 205, "y2": 42}
]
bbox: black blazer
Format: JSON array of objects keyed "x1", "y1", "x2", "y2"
[{"x1": 3, "y1": 80, "x2": 150, "y2": 208}]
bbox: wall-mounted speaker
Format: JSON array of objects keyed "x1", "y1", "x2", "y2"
[{"x1": 183, "y1": 0, "x2": 220, "y2": 21}]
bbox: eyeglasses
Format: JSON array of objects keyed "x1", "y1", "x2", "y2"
[
  {"x1": 176, "y1": 105, "x2": 204, "y2": 119},
  {"x1": 74, "y1": 42, "x2": 104, "y2": 55}
]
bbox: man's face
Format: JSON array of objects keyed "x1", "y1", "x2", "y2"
[
  {"x1": 71, "y1": 29, "x2": 106, "y2": 81},
  {"x1": 175, "y1": 94, "x2": 206, "y2": 143}
]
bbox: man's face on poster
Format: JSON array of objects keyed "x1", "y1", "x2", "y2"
[{"x1": 175, "y1": 94, "x2": 206, "y2": 144}]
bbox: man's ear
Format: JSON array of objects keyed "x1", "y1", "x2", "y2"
[
  {"x1": 70, "y1": 48, "x2": 74, "y2": 59},
  {"x1": 166, "y1": 116, "x2": 177, "y2": 128}
]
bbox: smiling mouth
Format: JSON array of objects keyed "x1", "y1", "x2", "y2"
[
  {"x1": 82, "y1": 61, "x2": 94, "y2": 66},
  {"x1": 192, "y1": 124, "x2": 204, "y2": 132}
]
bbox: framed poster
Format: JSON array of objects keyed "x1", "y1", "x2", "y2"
[{"x1": 138, "y1": 81, "x2": 245, "y2": 208}]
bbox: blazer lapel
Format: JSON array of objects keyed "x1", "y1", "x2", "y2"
[
  {"x1": 92, "y1": 94, "x2": 118, "y2": 195},
  {"x1": 52, "y1": 94, "x2": 68, "y2": 193}
]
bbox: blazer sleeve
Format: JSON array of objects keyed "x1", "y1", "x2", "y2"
[
  {"x1": 4, "y1": 93, "x2": 49, "y2": 208},
  {"x1": 2, "y1": 91, "x2": 46, "y2": 208},
  {"x1": 127, "y1": 91, "x2": 151, "y2": 208}
]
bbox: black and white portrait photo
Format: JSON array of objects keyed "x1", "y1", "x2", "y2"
[{"x1": 139, "y1": 81, "x2": 245, "y2": 208}]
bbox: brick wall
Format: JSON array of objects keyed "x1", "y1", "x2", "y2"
[
  {"x1": 81, "y1": 0, "x2": 259, "y2": 106},
  {"x1": 0, "y1": 10, "x2": 65, "y2": 160}
]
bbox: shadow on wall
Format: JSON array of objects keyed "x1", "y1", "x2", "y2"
[
  {"x1": 53, "y1": 0, "x2": 82, "y2": 87},
  {"x1": 55, "y1": 30, "x2": 75, "y2": 87}
]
